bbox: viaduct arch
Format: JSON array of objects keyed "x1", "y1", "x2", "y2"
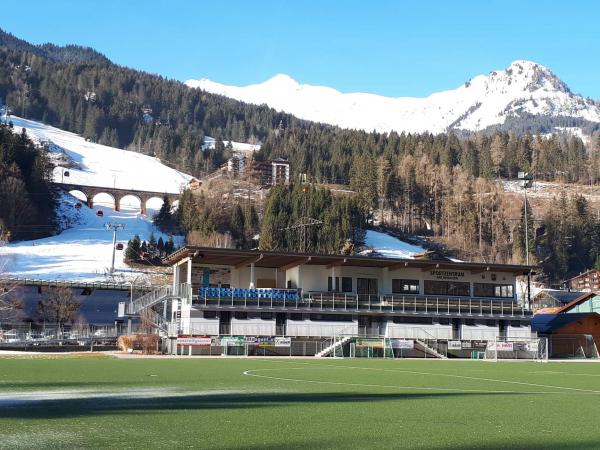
[{"x1": 57, "y1": 182, "x2": 179, "y2": 216}]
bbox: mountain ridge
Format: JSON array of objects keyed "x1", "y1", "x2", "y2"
[
  {"x1": 0, "y1": 28, "x2": 111, "y2": 65},
  {"x1": 187, "y1": 60, "x2": 600, "y2": 135}
]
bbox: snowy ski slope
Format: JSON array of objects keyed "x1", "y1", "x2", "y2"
[
  {"x1": 1, "y1": 193, "x2": 176, "y2": 282},
  {"x1": 0, "y1": 116, "x2": 191, "y2": 282},
  {"x1": 2, "y1": 115, "x2": 192, "y2": 193},
  {"x1": 363, "y1": 230, "x2": 425, "y2": 259}
]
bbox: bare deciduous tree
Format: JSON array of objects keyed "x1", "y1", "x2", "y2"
[
  {"x1": 0, "y1": 240, "x2": 23, "y2": 320},
  {"x1": 37, "y1": 286, "x2": 80, "y2": 327},
  {"x1": 72, "y1": 315, "x2": 89, "y2": 336},
  {"x1": 138, "y1": 307, "x2": 156, "y2": 335}
]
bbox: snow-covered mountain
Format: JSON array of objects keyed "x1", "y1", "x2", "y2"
[{"x1": 186, "y1": 60, "x2": 600, "y2": 135}]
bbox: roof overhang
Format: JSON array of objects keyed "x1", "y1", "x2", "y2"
[{"x1": 163, "y1": 246, "x2": 538, "y2": 274}]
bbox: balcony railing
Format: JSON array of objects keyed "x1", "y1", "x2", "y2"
[{"x1": 193, "y1": 288, "x2": 531, "y2": 318}]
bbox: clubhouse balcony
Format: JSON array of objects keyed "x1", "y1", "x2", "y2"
[
  {"x1": 192, "y1": 287, "x2": 531, "y2": 319},
  {"x1": 165, "y1": 247, "x2": 536, "y2": 321}
]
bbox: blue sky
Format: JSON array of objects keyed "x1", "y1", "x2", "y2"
[{"x1": 2, "y1": 0, "x2": 599, "y2": 98}]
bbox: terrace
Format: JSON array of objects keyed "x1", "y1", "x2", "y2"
[{"x1": 192, "y1": 287, "x2": 531, "y2": 318}]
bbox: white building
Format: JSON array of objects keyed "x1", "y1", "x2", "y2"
[{"x1": 158, "y1": 247, "x2": 534, "y2": 344}]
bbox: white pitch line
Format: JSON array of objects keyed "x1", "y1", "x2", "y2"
[
  {"x1": 320, "y1": 364, "x2": 600, "y2": 394},
  {"x1": 242, "y1": 369, "x2": 577, "y2": 395},
  {"x1": 528, "y1": 370, "x2": 600, "y2": 377},
  {"x1": 243, "y1": 362, "x2": 600, "y2": 395}
]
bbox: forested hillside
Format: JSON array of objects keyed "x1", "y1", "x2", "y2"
[
  {"x1": 2, "y1": 30, "x2": 600, "y2": 283},
  {"x1": 0, "y1": 122, "x2": 56, "y2": 240}
]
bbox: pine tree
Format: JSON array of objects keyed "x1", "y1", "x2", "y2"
[
  {"x1": 148, "y1": 231, "x2": 157, "y2": 253},
  {"x1": 157, "y1": 236, "x2": 165, "y2": 256},
  {"x1": 125, "y1": 234, "x2": 141, "y2": 261},
  {"x1": 164, "y1": 235, "x2": 175, "y2": 255},
  {"x1": 230, "y1": 204, "x2": 245, "y2": 244},
  {"x1": 177, "y1": 189, "x2": 199, "y2": 233},
  {"x1": 514, "y1": 197, "x2": 535, "y2": 263},
  {"x1": 244, "y1": 204, "x2": 259, "y2": 238},
  {"x1": 154, "y1": 194, "x2": 172, "y2": 230}
]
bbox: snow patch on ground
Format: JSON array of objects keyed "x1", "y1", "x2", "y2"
[
  {"x1": 202, "y1": 136, "x2": 260, "y2": 155},
  {"x1": 363, "y1": 230, "x2": 425, "y2": 259},
  {"x1": 1, "y1": 192, "x2": 179, "y2": 282},
  {"x1": 0, "y1": 387, "x2": 248, "y2": 406},
  {"x1": 0, "y1": 115, "x2": 193, "y2": 282},
  {"x1": 2, "y1": 115, "x2": 192, "y2": 193}
]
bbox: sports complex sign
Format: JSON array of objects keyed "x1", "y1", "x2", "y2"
[{"x1": 430, "y1": 270, "x2": 465, "y2": 280}]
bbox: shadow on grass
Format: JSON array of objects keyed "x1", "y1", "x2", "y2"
[
  {"x1": 438, "y1": 443, "x2": 600, "y2": 450},
  {"x1": 2, "y1": 390, "x2": 536, "y2": 419},
  {"x1": 235, "y1": 440, "x2": 600, "y2": 450}
]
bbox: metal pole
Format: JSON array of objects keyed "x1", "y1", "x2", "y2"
[
  {"x1": 111, "y1": 227, "x2": 117, "y2": 274},
  {"x1": 524, "y1": 186, "x2": 529, "y2": 266}
]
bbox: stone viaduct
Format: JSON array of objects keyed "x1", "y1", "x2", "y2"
[{"x1": 55, "y1": 182, "x2": 180, "y2": 215}]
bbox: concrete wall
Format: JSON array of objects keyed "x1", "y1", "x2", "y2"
[
  {"x1": 506, "y1": 325, "x2": 532, "y2": 338},
  {"x1": 231, "y1": 318, "x2": 276, "y2": 336},
  {"x1": 461, "y1": 324, "x2": 499, "y2": 340},
  {"x1": 386, "y1": 322, "x2": 453, "y2": 339},
  {"x1": 286, "y1": 319, "x2": 358, "y2": 337},
  {"x1": 6, "y1": 286, "x2": 130, "y2": 326},
  {"x1": 187, "y1": 318, "x2": 220, "y2": 335}
]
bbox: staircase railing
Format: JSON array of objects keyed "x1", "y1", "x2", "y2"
[
  {"x1": 125, "y1": 285, "x2": 175, "y2": 315},
  {"x1": 316, "y1": 336, "x2": 353, "y2": 357},
  {"x1": 415, "y1": 339, "x2": 446, "y2": 359}
]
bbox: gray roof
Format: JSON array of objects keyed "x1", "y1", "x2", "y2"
[{"x1": 536, "y1": 289, "x2": 586, "y2": 305}]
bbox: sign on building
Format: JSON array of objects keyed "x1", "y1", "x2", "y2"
[{"x1": 176, "y1": 337, "x2": 212, "y2": 346}]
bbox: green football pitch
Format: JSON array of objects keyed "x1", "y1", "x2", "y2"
[{"x1": 1, "y1": 355, "x2": 599, "y2": 449}]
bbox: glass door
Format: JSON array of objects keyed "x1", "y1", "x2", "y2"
[{"x1": 357, "y1": 278, "x2": 378, "y2": 307}]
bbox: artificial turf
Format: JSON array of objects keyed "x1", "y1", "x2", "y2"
[{"x1": 0, "y1": 354, "x2": 599, "y2": 449}]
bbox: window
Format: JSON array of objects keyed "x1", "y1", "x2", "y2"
[
  {"x1": 260, "y1": 312, "x2": 273, "y2": 320},
  {"x1": 393, "y1": 316, "x2": 433, "y2": 324},
  {"x1": 309, "y1": 314, "x2": 352, "y2": 322},
  {"x1": 341, "y1": 277, "x2": 352, "y2": 292},
  {"x1": 328, "y1": 277, "x2": 353, "y2": 292},
  {"x1": 234, "y1": 312, "x2": 247, "y2": 320},
  {"x1": 357, "y1": 278, "x2": 378, "y2": 295},
  {"x1": 203, "y1": 311, "x2": 217, "y2": 319},
  {"x1": 392, "y1": 279, "x2": 420, "y2": 294},
  {"x1": 424, "y1": 280, "x2": 470, "y2": 296},
  {"x1": 290, "y1": 313, "x2": 303, "y2": 321},
  {"x1": 473, "y1": 283, "x2": 514, "y2": 298}
]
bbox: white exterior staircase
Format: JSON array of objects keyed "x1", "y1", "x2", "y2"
[
  {"x1": 415, "y1": 339, "x2": 446, "y2": 358},
  {"x1": 315, "y1": 336, "x2": 353, "y2": 357}
]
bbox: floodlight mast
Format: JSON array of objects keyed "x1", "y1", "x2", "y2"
[
  {"x1": 517, "y1": 172, "x2": 534, "y2": 265},
  {"x1": 518, "y1": 172, "x2": 534, "y2": 309},
  {"x1": 105, "y1": 222, "x2": 125, "y2": 273}
]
